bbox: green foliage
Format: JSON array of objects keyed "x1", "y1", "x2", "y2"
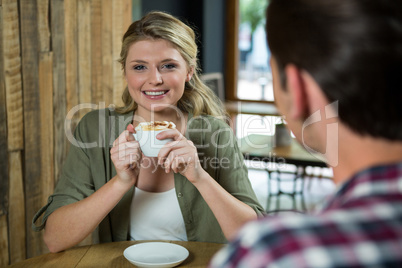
[{"x1": 240, "y1": 0, "x2": 269, "y2": 35}]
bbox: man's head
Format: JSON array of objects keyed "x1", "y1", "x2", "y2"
[{"x1": 266, "y1": 0, "x2": 402, "y2": 141}]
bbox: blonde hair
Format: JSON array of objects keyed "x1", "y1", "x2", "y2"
[{"x1": 116, "y1": 11, "x2": 227, "y2": 120}]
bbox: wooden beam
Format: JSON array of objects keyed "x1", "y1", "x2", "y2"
[
  {"x1": 112, "y1": 1, "x2": 125, "y2": 107},
  {"x1": 37, "y1": 0, "x2": 50, "y2": 52},
  {"x1": 121, "y1": 0, "x2": 131, "y2": 98},
  {"x1": 1, "y1": 9, "x2": 25, "y2": 261},
  {"x1": 78, "y1": 0, "x2": 92, "y2": 117},
  {"x1": 51, "y1": 0, "x2": 67, "y2": 183},
  {"x1": 91, "y1": 0, "x2": 103, "y2": 104},
  {"x1": 3, "y1": 0, "x2": 23, "y2": 151},
  {"x1": 8, "y1": 151, "x2": 26, "y2": 264},
  {"x1": 123, "y1": 0, "x2": 132, "y2": 34},
  {"x1": 39, "y1": 52, "x2": 54, "y2": 206},
  {"x1": 0, "y1": 215, "x2": 9, "y2": 267},
  {"x1": 19, "y1": 0, "x2": 45, "y2": 258},
  {"x1": 0, "y1": 4, "x2": 9, "y2": 267},
  {"x1": 0, "y1": 0, "x2": 9, "y2": 220},
  {"x1": 65, "y1": 0, "x2": 80, "y2": 139},
  {"x1": 101, "y1": 0, "x2": 113, "y2": 106},
  {"x1": 65, "y1": 0, "x2": 78, "y2": 112}
]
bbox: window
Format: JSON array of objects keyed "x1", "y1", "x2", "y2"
[
  {"x1": 238, "y1": 0, "x2": 272, "y2": 101},
  {"x1": 225, "y1": 0, "x2": 274, "y2": 104},
  {"x1": 224, "y1": 0, "x2": 279, "y2": 140}
]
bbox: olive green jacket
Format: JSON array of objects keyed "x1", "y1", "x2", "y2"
[{"x1": 33, "y1": 109, "x2": 265, "y2": 243}]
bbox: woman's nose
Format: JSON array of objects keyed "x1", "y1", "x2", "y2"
[{"x1": 149, "y1": 69, "x2": 163, "y2": 85}]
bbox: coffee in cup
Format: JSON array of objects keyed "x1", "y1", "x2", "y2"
[
  {"x1": 133, "y1": 121, "x2": 176, "y2": 157},
  {"x1": 135, "y1": 121, "x2": 176, "y2": 131}
]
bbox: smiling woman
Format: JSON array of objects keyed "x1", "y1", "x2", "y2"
[{"x1": 32, "y1": 11, "x2": 265, "y2": 253}]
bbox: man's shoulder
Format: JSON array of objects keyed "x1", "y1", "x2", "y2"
[
  {"x1": 218, "y1": 206, "x2": 402, "y2": 267},
  {"x1": 210, "y1": 214, "x2": 324, "y2": 267},
  {"x1": 241, "y1": 204, "x2": 402, "y2": 242},
  {"x1": 238, "y1": 213, "x2": 325, "y2": 243}
]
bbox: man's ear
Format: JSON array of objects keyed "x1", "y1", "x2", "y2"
[{"x1": 285, "y1": 64, "x2": 308, "y2": 120}]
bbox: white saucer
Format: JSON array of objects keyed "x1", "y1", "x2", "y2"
[{"x1": 123, "y1": 242, "x2": 189, "y2": 268}]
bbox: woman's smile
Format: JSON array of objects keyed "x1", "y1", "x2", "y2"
[{"x1": 142, "y1": 90, "x2": 170, "y2": 98}]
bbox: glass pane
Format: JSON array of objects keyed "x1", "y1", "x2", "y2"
[
  {"x1": 238, "y1": 0, "x2": 273, "y2": 101},
  {"x1": 236, "y1": 114, "x2": 279, "y2": 139}
]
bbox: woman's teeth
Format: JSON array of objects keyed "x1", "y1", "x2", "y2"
[{"x1": 144, "y1": 91, "x2": 166, "y2": 96}]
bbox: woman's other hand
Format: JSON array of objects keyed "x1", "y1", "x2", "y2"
[{"x1": 157, "y1": 129, "x2": 206, "y2": 183}]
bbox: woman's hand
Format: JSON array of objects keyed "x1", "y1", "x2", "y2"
[
  {"x1": 157, "y1": 129, "x2": 206, "y2": 183},
  {"x1": 110, "y1": 124, "x2": 142, "y2": 186},
  {"x1": 157, "y1": 129, "x2": 258, "y2": 241}
]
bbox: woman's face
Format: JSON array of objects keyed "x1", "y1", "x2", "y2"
[{"x1": 124, "y1": 39, "x2": 192, "y2": 115}]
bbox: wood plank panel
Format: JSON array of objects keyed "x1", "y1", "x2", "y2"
[
  {"x1": 3, "y1": 0, "x2": 23, "y2": 151},
  {"x1": 0, "y1": 215, "x2": 9, "y2": 267},
  {"x1": 91, "y1": 0, "x2": 103, "y2": 104},
  {"x1": 0, "y1": 0, "x2": 8, "y2": 219},
  {"x1": 112, "y1": 1, "x2": 125, "y2": 107},
  {"x1": 19, "y1": 0, "x2": 45, "y2": 258},
  {"x1": 0, "y1": 4, "x2": 9, "y2": 267},
  {"x1": 39, "y1": 52, "x2": 54, "y2": 206},
  {"x1": 37, "y1": 0, "x2": 50, "y2": 52},
  {"x1": 101, "y1": 0, "x2": 113, "y2": 106},
  {"x1": 65, "y1": 0, "x2": 78, "y2": 112},
  {"x1": 78, "y1": 0, "x2": 92, "y2": 116},
  {"x1": 123, "y1": 0, "x2": 132, "y2": 32},
  {"x1": 8, "y1": 151, "x2": 26, "y2": 264},
  {"x1": 65, "y1": 0, "x2": 81, "y2": 142},
  {"x1": 121, "y1": 0, "x2": 131, "y2": 101},
  {"x1": 51, "y1": 0, "x2": 67, "y2": 183}
]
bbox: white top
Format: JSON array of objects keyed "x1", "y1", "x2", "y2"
[{"x1": 129, "y1": 187, "x2": 188, "y2": 241}]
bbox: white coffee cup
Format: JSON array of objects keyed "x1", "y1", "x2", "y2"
[{"x1": 132, "y1": 129, "x2": 173, "y2": 157}]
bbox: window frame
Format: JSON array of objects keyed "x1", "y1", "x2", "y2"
[{"x1": 224, "y1": 0, "x2": 275, "y2": 105}]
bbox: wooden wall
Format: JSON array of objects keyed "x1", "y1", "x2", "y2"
[{"x1": 0, "y1": 0, "x2": 132, "y2": 265}]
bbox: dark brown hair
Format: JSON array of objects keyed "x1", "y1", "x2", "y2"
[{"x1": 266, "y1": 0, "x2": 402, "y2": 140}]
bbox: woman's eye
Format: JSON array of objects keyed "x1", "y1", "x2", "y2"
[
  {"x1": 133, "y1": 65, "x2": 146, "y2": 70},
  {"x1": 162, "y1": 64, "x2": 176, "y2": 70}
]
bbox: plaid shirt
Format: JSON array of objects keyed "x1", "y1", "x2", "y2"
[{"x1": 210, "y1": 163, "x2": 402, "y2": 268}]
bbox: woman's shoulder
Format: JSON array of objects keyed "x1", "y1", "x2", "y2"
[
  {"x1": 70, "y1": 109, "x2": 110, "y2": 142},
  {"x1": 79, "y1": 108, "x2": 103, "y2": 121},
  {"x1": 186, "y1": 114, "x2": 235, "y2": 146},
  {"x1": 187, "y1": 114, "x2": 231, "y2": 131},
  {"x1": 78, "y1": 108, "x2": 131, "y2": 126},
  {"x1": 72, "y1": 108, "x2": 132, "y2": 146},
  {"x1": 75, "y1": 108, "x2": 131, "y2": 136}
]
